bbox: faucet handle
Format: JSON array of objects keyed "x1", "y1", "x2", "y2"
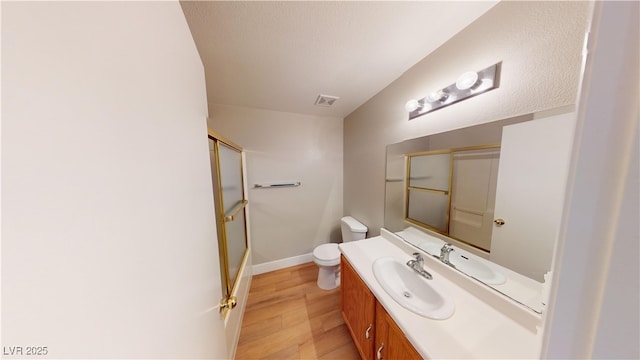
[{"x1": 412, "y1": 252, "x2": 423, "y2": 260}]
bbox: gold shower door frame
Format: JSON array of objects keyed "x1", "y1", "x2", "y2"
[{"x1": 208, "y1": 129, "x2": 249, "y2": 317}]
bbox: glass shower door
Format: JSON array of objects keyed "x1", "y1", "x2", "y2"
[
  {"x1": 217, "y1": 142, "x2": 247, "y2": 288},
  {"x1": 208, "y1": 133, "x2": 248, "y2": 314}
]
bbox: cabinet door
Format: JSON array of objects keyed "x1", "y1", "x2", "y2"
[
  {"x1": 375, "y1": 302, "x2": 422, "y2": 360},
  {"x1": 341, "y1": 255, "x2": 376, "y2": 360}
]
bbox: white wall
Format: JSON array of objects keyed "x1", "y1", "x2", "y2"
[
  {"x1": 2, "y1": 2, "x2": 227, "y2": 358},
  {"x1": 344, "y1": 1, "x2": 591, "y2": 236},
  {"x1": 543, "y1": 1, "x2": 639, "y2": 358},
  {"x1": 208, "y1": 104, "x2": 343, "y2": 268},
  {"x1": 591, "y1": 131, "x2": 639, "y2": 358}
]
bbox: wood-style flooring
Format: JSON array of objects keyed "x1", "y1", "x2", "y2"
[{"x1": 235, "y1": 262, "x2": 361, "y2": 360}]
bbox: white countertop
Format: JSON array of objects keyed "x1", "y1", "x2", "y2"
[
  {"x1": 339, "y1": 233, "x2": 542, "y2": 359},
  {"x1": 396, "y1": 226, "x2": 545, "y2": 312}
]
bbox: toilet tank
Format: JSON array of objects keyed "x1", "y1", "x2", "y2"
[{"x1": 340, "y1": 216, "x2": 368, "y2": 242}]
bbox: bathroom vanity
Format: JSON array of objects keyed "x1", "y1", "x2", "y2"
[
  {"x1": 339, "y1": 230, "x2": 542, "y2": 359},
  {"x1": 341, "y1": 254, "x2": 421, "y2": 359}
]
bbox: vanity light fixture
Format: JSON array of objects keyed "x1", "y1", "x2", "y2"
[{"x1": 406, "y1": 62, "x2": 501, "y2": 120}]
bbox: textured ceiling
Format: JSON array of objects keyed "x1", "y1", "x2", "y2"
[{"x1": 181, "y1": 1, "x2": 498, "y2": 118}]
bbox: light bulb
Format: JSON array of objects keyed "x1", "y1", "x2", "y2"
[
  {"x1": 427, "y1": 90, "x2": 447, "y2": 102},
  {"x1": 405, "y1": 99, "x2": 420, "y2": 112},
  {"x1": 456, "y1": 71, "x2": 479, "y2": 90}
]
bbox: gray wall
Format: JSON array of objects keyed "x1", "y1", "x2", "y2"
[
  {"x1": 208, "y1": 104, "x2": 343, "y2": 267},
  {"x1": 343, "y1": 1, "x2": 591, "y2": 236}
]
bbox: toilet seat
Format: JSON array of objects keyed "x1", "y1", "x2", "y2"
[{"x1": 313, "y1": 243, "x2": 340, "y2": 266}]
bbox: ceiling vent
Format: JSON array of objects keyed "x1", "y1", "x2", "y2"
[{"x1": 314, "y1": 94, "x2": 339, "y2": 107}]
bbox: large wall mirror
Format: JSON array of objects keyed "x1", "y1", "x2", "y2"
[{"x1": 385, "y1": 108, "x2": 576, "y2": 313}]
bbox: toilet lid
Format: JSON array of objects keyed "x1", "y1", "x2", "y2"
[{"x1": 313, "y1": 243, "x2": 340, "y2": 262}]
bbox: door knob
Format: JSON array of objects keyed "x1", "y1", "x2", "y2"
[
  {"x1": 219, "y1": 296, "x2": 237, "y2": 312},
  {"x1": 494, "y1": 218, "x2": 505, "y2": 226}
]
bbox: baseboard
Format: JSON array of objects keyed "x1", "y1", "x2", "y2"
[{"x1": 252, "y1": 253, "x2": 313, "y2": 275}]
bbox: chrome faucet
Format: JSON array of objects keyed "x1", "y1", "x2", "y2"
[
  {"x1": 406, "y1": 252, "x2": 432, "y2": 280},
  {"x1": 439, "y1": 243, "x2": 455, "y2": 267}
]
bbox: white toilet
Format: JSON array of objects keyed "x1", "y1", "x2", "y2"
[{"x1": 312, "y1": 216, "x2": 367, "y2": 290}]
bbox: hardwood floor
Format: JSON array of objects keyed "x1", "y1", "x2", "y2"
[{"x1": 235, "y1": 262, "x2": 361, "y2": 360}]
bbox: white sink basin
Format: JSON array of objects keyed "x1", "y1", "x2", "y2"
[
  {"x1": 418, "y1": 242, "x2": 506, "y2": 285},
  {"x1": 372, "y1": 257, "x2": 455, "y2": 320},
  {"x1": 450, "y1": 252, "x2": 506, "y2": 285}
]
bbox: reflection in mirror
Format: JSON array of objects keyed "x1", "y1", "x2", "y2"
[
  {"x1": 401, "y1": 227, "x2": 506, "y2": 285},
  {"x1": 407, "y1": 151, "x2": 451, "y2": 233},
  {"x1": 405, "y1": 145, "x2": 500, "y2": 252},
  {"x1": 385, "y1": 110, "x2": 576, "y2": 313},
  {"x1": 385, "y1": 114, "x2": 530, "y2": 233},
  {"x1": 450, "y1": 147, "x2": 500, "y2": 251}
]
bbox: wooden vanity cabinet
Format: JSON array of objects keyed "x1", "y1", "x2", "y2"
[
  {"x1": 375, "y1": 301, "x2": 422, "y2": 360},
  {"x1": 341, "y1": 255, "x2": 376, "y2": 360},
  {"x1": 341, "y1": 255, "x2": 422, "y2": 360}
]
